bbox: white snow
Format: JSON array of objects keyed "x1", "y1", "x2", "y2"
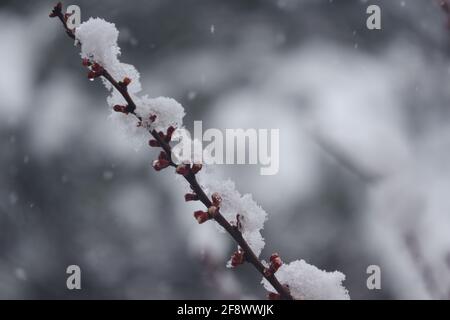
[
  {"x1": 75, "y1": 18, "x2": 120, "y2": 72},
  {"x1": 262, "y1": 259, "x2": 350, "y2": 300},
  {"x1": 74, "y1": 16, "x2": 350, "y2": 299},
  {"x1": 199, "y1": 176, "x2": 267, "y2": 258},
  {"x1": 137, "y1": 96, "x2": 185, "y2": 133},
  {"x1": 75, "y1": 17, "x2": 185, "y2": 144}
]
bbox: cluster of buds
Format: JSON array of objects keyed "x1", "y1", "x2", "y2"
[
  {"x1": 267, "y1": 292, "x2": 281, "y2": 300},
  {"x1": 191, "y1": 192, "x2": 222, "y2": 224},
  {"x1": 148, "y1": 126, "x2": 175, "y2": 147},
  {"x1": 113, "y1": 104, "x2": 133, "y2": 115},
  {"x1": 49, "y1": 2, "x2": 73, "y2": 27},
  {"x1": 119, "y1": 77, "x2": 132, "y2": 88},
  {"x1": 49, "y1": 2, "x2": 62, "y2": 18},
  {"x1": 86, "y1": 62, "x2": 104, "y2": 80},
  {"x1": 152, "y1": 151, "x2": 170, "y2": 171},
  {"x1": 211, "y1": 192, "x2": 222, "y2": 207},
  {"x1": 230, "y1": 249, "x2": 245, "y2": 268},
  {"x1": 264, "y1": 253, "x2": 283, "y2": 277}
]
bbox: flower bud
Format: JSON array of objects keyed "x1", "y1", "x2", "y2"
[
  {"x1": 152, "y1": 159, "x2": 169, "y2": 171},
  {"x1": 263, "y1": 268, "x2": 272, "y2": 277},
  {"x1": 49, "y1": 2, "x2": 62, "y2": 17},
  {"x1": 176, "y1": 164, "x2": 190, "y2": 176},
  {"x1": 87, "y1": 71, "x2": 97, "y2": 80},
  {"x1": 148, "y1": 139, "x2": 161, "y2": 147},
  {"x1": 113, "y1": 105, "x2": 128, "y2": 114},
  {"x1": 91, "y1": 63, "x2": 103, "y2": 73},
  {"x1": 230, "y1": 250, "x2": 245, "y2": 267},
  {"x1": 82, "y1": 58, "x2": 91, "y2": 67},
  {"x1": 193, "y1": 210, "x2": 210, "y2": 224},
  {"x1": 122, "y1": 77, "x2": 131, "y2": 86}
]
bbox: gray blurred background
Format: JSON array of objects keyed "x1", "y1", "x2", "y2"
[{"x1": 1, "y1": 0, "x2": 450, "y2": 299}]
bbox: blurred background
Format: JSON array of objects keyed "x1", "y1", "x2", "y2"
[{"x1": 1, "y1": 0, "x2": 450, "y2": 299}]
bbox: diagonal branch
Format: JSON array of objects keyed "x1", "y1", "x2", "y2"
[{"x1": 50, "y1": 2, "x2": 293, "y2": 300}]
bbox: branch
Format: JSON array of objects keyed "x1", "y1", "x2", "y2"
[
  {"x1": 50, "y1": 2, "x2": 293, "y2": 300},
  {"x1": 438, "y1": 0, "x2": 450, "y2": 29}
]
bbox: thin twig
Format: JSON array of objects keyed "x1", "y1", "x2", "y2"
[{"x1": 50, "y1": 2, "x2": 293, "y2": 300}]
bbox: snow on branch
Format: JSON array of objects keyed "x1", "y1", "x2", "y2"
[{"x1": 50, "y1": 2, "x2": 349, "y2": 300}]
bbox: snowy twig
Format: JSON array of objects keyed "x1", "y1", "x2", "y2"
[{"x1": 50, "y1": 2, "x2": 294, "y2": 300}]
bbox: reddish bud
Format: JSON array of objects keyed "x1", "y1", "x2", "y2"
[
  {"x1": 113, "y1": 105, "x2": 128, "y2": 114},
  {"x1": 165, "y1": 126, "x2": 176, "y2": 142},
  {"x1": 148, "y1": 139, "x2": 161, "y2": 147},
  {"x1": 158, "y1": 151, "x2": 169, "y2": 161},
  {"x1": 236, "y1": 214, "x2": 243, "y2": 230},
  {"x1": 49, "y1": 2, "x2": 62, "y2": 17},
  {"x1": 152, "y1": 159, "x2": 170, "y2": 171},
  {"x1": 149, "y1": 115, "x2": 157, "y2": 123},
  {"x1": 191, "y1": 163, "x2": 202, "y2": 174},
  {"x1": 269, "y1": 253, "x2": 283, "y2": 273},
  {"x1": 152, "y1": 152, "x2": 170, "y2": 171},
  {"x1": 207, "y1": 206, "x2": 218, "y2": 218},
  {"x1": 82, "y1": 58, "x2": 91, "y2": 67},
  {"x1": 176, "y1": 164, "x2": 190, "y2": 176},
  {"x1": 122, "y1": 77, "x2": 131, "y2": 86},
  {"x1": 184, "y1": 193, "x2": 199, "y2": 202},
  {"x1": 64, "y1": 12, "x2": 72, "y2": 22},
  {"x1": 87, "y1": 66, "x2": 104, "y2": 79},
  {"x1": 264, "y1": 268, "x2": 272, "y2": 277},
  {"x1": 271, "y1": 258, "x2": 283, "y2": 272},
  {"x1": 91, "y1": 63, "x2": 103, "y2": 73},
  {"x1": 230, "y1": 250, "x2": 245, "y2": 267},
  {"x1": 211, "y1": 192, "x2": 222, "y2": 207},
  {"x1": 87, "y1": 71, "x2": 96, "y2": 79},
  {"x1": 269, "y1": 253, "x2": 279, "y2": 263},
  {"x1": 86, "y1": 64, "x2": 104, "y2": 79},
  {"x1": 267, "y1": 292, "x2": 281, "y2": 300},
  {"x1": 194, "y1": 210, "x2": 210, "y2": 224}
]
